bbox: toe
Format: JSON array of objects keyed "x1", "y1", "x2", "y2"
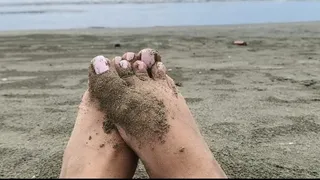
[
  {"x1": 88, "y1": 55, "x2": 127, "y2": 101},
  {"x1": 88, "y1": 55, "x2": 114, "y2": 82},
  {"x1": 113, "y1": 56, "x2": 137, "y2": 86},
  {"x1": 114, "y1": 56, "x2": 134, "y2": 78},
  {"x1": 151, "y1": 62, "x2": 167, "y2": 80},
  {"x1": 132, "y1": 60, "x2": 148, "y2": 74},
  {"x1": 90, "y1": 55, "x2": 110, "y2": 75},
  {"x1": 137, "y1": 48, "x2": 161, "y2": 69},
  {"x1": 122, "y1": 52, "x2": 137, "y2": 63},
  {"x1": 132, "y1": 60, "x2": 149, "y2": 81}
]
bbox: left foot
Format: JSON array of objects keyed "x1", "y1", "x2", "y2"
[{"x1": 59, "y1": 90, "x2": 138, "y2": 178}]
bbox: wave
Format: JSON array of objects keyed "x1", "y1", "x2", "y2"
[
  {"x1": 0, "y1": 0, "x2": 296, "y2": 7},
  {"x1": 0, "y1": 10, "x2": 83, "y2": 15}
]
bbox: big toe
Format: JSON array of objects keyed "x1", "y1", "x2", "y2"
[
  {"x1": 90, "y1": 55, "x2": 110, "y2": 75},
  {"x1": 137, "y1": 48, "x2": 178, "y2": 95},
  {"x1": 137, "y1": 48, "x2": 165, "y2": 79},
  {"x1": 136, "y1": 48, "x2": 167, "y2": 80},
  {"x1": 88, "y1": 55, "x2": 127, "y2": 103},
  {"x1": 137, "y1": 48, "x2": 161, "y2": 69}
]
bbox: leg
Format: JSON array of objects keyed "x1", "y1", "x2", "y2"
[
  {"x1": 59, "y1": 89, "x2": 138, "y2": 178},
  {"x1": 89, "y1": 50, "x2": 227, "y2": 178}
]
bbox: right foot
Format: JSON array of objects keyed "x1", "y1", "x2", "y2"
[{"x1": 89, "y1": 49, "x2": 227, "y2": 178}]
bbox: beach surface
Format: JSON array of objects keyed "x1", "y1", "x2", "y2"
[{"x1": 0, "y1": 22, "x2": 320, "y2": 178}]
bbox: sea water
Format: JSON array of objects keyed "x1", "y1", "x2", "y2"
[{"x1": 0, "y1": 0, "x2": 320, "y2": 31}]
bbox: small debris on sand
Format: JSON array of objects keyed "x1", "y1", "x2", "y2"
[
  {"x1": 175, "y1": 82, "x2": 183, "y2": 87},
  {"x1": 301, "y1": 80, "x2": 317, "y2": 87},
  {"x1": 233, "y1": 40, "x2": 248, "y2": 46}
]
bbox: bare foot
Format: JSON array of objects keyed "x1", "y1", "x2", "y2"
[
  {"x1": 88, "y1": 49, "x2": 227, "y2": 178},
  {"x1": 59, "y1": 90, "x2": 138, "y2": 178}
]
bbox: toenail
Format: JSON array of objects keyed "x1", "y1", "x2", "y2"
[
  {"x1": 119, "y1": 60, "x2": 130, "y2": 69},
  {"x1": 124, "y1": 52, "x2": 135, "y2": 61},
  {"x1": 134, "y1": 61, "x2": 147, "y2": 71},
  {"x1": 138, "y1": 62, "x2": 146, "y2": 70},
  {"x1": 157, "y1": 62, "x2": 166, "y2": 71},
  {"x1": 114, "y1": 56, "x2": 122, "y2": 61},
  {"x1": 92, "y1": 55, "x2": 109, "y2": 74}
]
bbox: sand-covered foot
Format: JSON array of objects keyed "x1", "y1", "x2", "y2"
[
  {"x1": 88, "y1": 49, "x2": 227, "y2": 178},
  {"x1": 59, "y1": 90, "x2": 138, "y2": 178}
]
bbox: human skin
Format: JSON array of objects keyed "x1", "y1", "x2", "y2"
[
  {"x1": 59, "y1": 90, "x2": 138, "y2": 178},
  {"x1": 86, "y1": 49, "x2": 227, "y2": 178}
]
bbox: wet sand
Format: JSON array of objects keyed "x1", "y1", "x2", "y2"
[{"x1": 0, "y1": 22, "x2": 320, "y2": 178}]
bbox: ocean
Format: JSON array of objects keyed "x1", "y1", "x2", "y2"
[{"x1": 0, "y1": 0, "x2": 320, "y2": 31}]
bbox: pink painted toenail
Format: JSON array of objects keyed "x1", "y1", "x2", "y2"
[
  {"x1": 119, "y1": 60, "x2": 130, "y2": 69},
  {"x1": 157, "y1": 62, "x2": 166, "y2": 71},
  {"x1": 136, "y1": 61, "x2": 147, "y2": 71},
  {"x1": 91, "y1": 55, "x2": 109, "y2": 74},
  {"x1": 140, "y1": 49, "x2": 155, "y2": 68},
  {"x1": 114, "y1": 56, "x2": 122, "y2": 61},
  {"x1": 124, "y1": 52, "x2": 135, "y2": 61}
]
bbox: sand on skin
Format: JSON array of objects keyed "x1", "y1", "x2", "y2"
[{"x1": 0, "y1": 22, "x2": 320, "y2": 178}]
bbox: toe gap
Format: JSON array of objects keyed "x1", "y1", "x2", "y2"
[{"x1": 147, "y1": 68, "x2": 153, "y2": 79}]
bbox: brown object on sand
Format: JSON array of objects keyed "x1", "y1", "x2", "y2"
[
  {"x1": 233, "y1": 40, "x2": 247, "y2": 46},
  {"x1": 175, "y1": 82, "x2": 183, "y2": 87}
]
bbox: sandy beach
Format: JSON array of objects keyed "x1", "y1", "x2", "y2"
[{"x1": 0, "y1": 22, "x2": 319, "y2": 178}]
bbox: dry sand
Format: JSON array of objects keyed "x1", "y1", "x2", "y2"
[{"x1": 0, "y1": 22, "x2": 319, "y2": 178}]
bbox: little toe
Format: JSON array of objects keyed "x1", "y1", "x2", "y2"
[{"x1": 151, "y1": 62, "x2": 167, "y2": 80}]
